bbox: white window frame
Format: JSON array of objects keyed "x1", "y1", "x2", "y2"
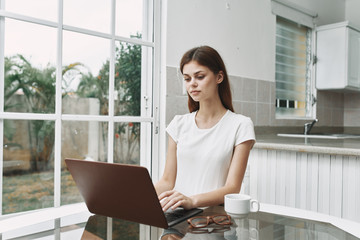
[
  {"x1": 272, "y1": 0, "x2": 318, "y2": 120},
  {"x1": 0, "y1": 0, "x2": 162, "y2": 225}
]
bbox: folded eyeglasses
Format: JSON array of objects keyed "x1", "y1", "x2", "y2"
[{"x1": 187, "y1": 214, "x2": 232, "y2": 228}]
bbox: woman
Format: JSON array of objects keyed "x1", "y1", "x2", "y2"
[{"x1": 155, "y1": 46, "x2": 255, "y2": 212}]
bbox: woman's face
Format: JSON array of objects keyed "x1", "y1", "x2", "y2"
[{"x1": 182, "y1": 61, "x2": 223, "y2": 103}]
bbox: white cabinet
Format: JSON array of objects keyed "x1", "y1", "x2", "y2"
[{"x1": 316, "y1": 21, "x2": 360, "y2": 91}]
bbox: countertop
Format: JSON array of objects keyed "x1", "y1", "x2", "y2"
[{"x1": 254, "y1": 134, "x2": 360, "y2": 156}]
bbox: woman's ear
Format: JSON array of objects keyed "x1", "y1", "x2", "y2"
[{"x1": 216, "y1": 71, "x2": 224, "y2": 84}]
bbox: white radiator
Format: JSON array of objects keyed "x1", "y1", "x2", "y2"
[{"x1": 245, "y1": 148, "x2": 360, "y2": 223}]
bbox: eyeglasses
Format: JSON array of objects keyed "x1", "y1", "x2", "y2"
[
  {"x1": 188, "y1": 225, "x2": 231, "y2": 234},
  {"x1": 188, "y1": 226, "x2": 231, "y2": 234},
  {"x1": 187, "y1": 214, "x2": 232, "y2": 228}
]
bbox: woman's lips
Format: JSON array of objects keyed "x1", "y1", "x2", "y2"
[{"x1": 191, "y1": 90, "x2": 200, "y2": 95}]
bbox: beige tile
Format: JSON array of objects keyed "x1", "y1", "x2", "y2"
[
  {"x1": 230, "y1": 76, "x2": 243, "y2": 101},
  {"x1": 269, "y1": 103, "x2": 278, "y2": 126},
  {"x1": 315, "y1": 107, "x2": 325, "y2": 126},
  {"x1": 270, "y1": 104, "x2": 289, "y2": 126},
  {"x1": 242, "y1": 78, "x2": 257, "y2": 102},
  {"x1": 166, "y1": 66, "x2": 185, "y2": 97},
  {"x1": 241, "y1": 102, "x2": 256, "y2": 124},
  {"x1": 166, "y1": 96, "x2": 188, "y2": 124},
  {"x1": 344, "y1": 109, "x2": 360, "y2": 127},
  {"x1": 331, "y1": 92, "x2": 344, "y2": 109},
  {"x1": 320, "y1": 107, "x2": 332, "y2": 126},
  {"x1": 320, "y1": 91, "x2": 333, "y2": 108},
  {"x1": 257, "y1": 80, "x2": 271, "y2": 103},
  {"x1": 316, "y1": 91, "x2": 326, "y2": 108},
  {"x1": 270, "y1": 82, "x2": 276, "y2": 106},
  {"x1": 344, "y1": 92, "x2": 360, "y2": 109},
  {"x1": 232, "y1": 100, "x2": 242, "y2": 114},
  {"x1": 256, "y1": 103, "x2": 271, "y2": 126},
  {"x1": 332, "y1": 108, "x2": 344, "y2": 126}
]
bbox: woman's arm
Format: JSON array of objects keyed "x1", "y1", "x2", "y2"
[
  {"x1": 192, "y1": 139, "x2": 254, "y2": 206},
  {"x1": 154, "y1": 136, "x2": 178, "y2": 196},
  {"x1": 159, "y1": 140, "x2": 254, "y2": 211}
]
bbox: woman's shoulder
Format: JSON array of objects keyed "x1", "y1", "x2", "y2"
[
  {"x1": 226, "y1": 111, "x2": 254, "y2": 125},
  {"x1": 167, "y1": 112, "x2": 196, "y2": 131},
  {"x1": 167, "y1": 112, "x2": 196, "y2": 137},
  {"x1": 226, "y1": 111, "x2": 256, "y2": 144},
  {"x1": 170, "y1": 111, "x2": 195, "y2": 123}
]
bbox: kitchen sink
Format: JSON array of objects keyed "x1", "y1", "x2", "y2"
[{"x1": 277, "y1": 133, "x2": 360, "y2": 139}]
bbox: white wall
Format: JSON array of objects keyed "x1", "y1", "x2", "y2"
[
  {"x1": 285, "y1": 0, "x2": 345, "y2": 26},
  {"x1": 345, "y1": 0, "x2": 360, "y2": 30},
  {"x1": 166, "y1": 0, "x2": 353, "y2": 83},
  {"x1": 166, "y1": 0, "x2": 275, "y2": 82}
]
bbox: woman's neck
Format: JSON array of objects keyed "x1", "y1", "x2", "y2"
[{"x1": 195, "y1": 101, "x2": 228, "y2": 129}]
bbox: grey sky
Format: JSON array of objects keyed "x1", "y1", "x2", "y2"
[{"x1": 4, "y1": 0, "x2": 142, "y2": 91}]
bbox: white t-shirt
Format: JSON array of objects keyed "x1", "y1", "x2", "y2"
[{"x1": 166, "y1": 110, "x2": 255, "y2": 197}]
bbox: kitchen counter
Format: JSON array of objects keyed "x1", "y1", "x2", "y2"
[{"x1": 254, "y1": 134, "x2": 360, "y2": 156}]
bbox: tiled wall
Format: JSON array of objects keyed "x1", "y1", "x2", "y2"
[
  {"x1": 316, "y1": 90, "x2": 360, "y2": 128},
  {"x1": 166, "y1": 66, "x2": 350, "y2": 128},
  {"x1": 344, "y1": 92, "x2": 360, "y2": 127},
  {"x1": 316, "y1": 91, "x2": 344, "y2": 127}
]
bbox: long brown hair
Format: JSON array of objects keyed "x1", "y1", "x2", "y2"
[{"x1": 180, "y1": 46, "x2": 234, "y2": 113}]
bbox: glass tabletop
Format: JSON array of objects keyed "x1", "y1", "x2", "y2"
[{"x1": 1, "y1": 205, "x2": 359, "y2": 240}]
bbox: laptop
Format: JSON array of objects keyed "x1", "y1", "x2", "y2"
[{"x1": 65, "y1": 158, "x2": 203, "y2": 229}]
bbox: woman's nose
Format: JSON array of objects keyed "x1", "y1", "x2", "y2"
[{"x1": 189, "y1": 78, "x2": 197, "y2": 86}]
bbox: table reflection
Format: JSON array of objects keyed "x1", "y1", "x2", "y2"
[
  {"x1": 159, "y1": 207, "x2": 258, "y2": 240},
  {"x1": 81, "y1": 206, "x2": 359, "y2": 240},
  {"x1": 82, "y1": 215, "x2": 139, "y2": 239},
  {"x1": 1, "y1": 205, "x2": 359, "y2": 239}
]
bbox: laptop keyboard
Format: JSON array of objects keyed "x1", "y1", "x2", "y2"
[
  {"x1": 165, "y1": 208, "x2": 188, "y2": 222},
  {"x1": 164, "y1": 208, "x2": 203, "y2": 227}
]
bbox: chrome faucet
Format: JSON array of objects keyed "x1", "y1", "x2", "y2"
[{"x1": 304, "y1": 119, "x2": 318, "y2": 135}]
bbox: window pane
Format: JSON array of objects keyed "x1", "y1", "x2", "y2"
[
  {"x1": 61, "y1": 121, "x2": 108, "y2": 205},
  {"x1": 4, "y1": 19, "x2": 57, "y2": 113},
  {"x1": 62, "y1": 31, "x2": 110, "y2": 115},
  {"x1": 4, "y1": 0, "x2": 57, "y2": 22},
  {"x1": 3, "y1": 119, "x2": 55, "y2": 214},
  {"x1": 0, "y1": 0, "x2": 154, "y2": 218},
  {"x1": 115, "y1": 0, "x2": 143, "y2": 39},
  {"x1": 114, "y1": 43, "x2": 152, "y2": 116},
  {"x1": 63, "y1": 0, "x2": 111, "y2": 33},
  {"x1": 114, "y1": 122, "x2": 140, "y2": 165}
]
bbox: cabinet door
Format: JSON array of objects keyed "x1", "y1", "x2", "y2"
[
  {"x1": 316, "y1": 27, "x2": 347, "y2": 90},
  {"x1": 348, "y1": 28, "x2": 360, "y2": 88}
]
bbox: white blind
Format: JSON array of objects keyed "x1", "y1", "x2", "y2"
[
  {"x1": 275, "y1": 17, "x2": 312, "y2": 118},
  {"x1": 271, "y1": 0, "x2": 317, "y2": 28}
]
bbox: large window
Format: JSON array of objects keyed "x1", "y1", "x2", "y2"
[
  {"x1": 0, "y1": 0, "x2": 160, "y2": 218},
  {"x1": 272, "y1": 0, "x2": 317, "y2": 119}
]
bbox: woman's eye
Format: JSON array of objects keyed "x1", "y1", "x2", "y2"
[
  {"x1": 184, "y1": 77, "x2": 191, "y2": 81},
  {"x1": 197, "y1": 75, "x2": 204, "y2": 80}
]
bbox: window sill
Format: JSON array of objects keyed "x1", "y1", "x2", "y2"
[{"x1": 0, "y1": 202, "x2": 88, "y2": 233}]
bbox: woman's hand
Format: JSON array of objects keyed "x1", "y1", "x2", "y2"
[
  {"x1": 161, "y1": 234, "x2": 183, "y2": 240},
  {"x1": 158, "y1": 190, "x2": 196, "y2": 212}
]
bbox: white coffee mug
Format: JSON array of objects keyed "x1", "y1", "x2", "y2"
[{"x1": 224, "y1": 194, "x2": 260, "y2": 218}]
